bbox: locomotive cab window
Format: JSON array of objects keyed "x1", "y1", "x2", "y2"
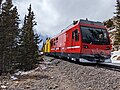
[
  {"x1": 81, "y1": 26, "x2": 110, "y2": 45},
  {"x1": 72, "y1": 29, "x2": 79, "y2": 41}
]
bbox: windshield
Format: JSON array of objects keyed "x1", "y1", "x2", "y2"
[{"x1": 80, "y1": 26, "x2": 110, "y2": 45}]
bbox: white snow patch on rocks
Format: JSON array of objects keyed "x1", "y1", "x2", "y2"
[{"x1": 111, "y1": 50, "x2": 120, "y2": 63}]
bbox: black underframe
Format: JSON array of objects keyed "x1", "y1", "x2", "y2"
[{"x1": 45, "y1": 52, "x2": 111, "y2": 62}]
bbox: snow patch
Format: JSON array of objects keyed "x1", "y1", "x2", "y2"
[
  {"x1": 11, "y1": 76, "x2": 18, "y2": 80},
  {"x1": 1, "y1": 85, "x2": 7, "y2": 89},
  {"x1": 108, "y1": 28, "x2": 116, "y2": 33},
  {"x1": 111, "y1": 50, "x2": 120, "y2": 63}
]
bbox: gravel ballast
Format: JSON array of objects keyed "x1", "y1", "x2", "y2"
[{"x1": 1, "y1": 56, "x2": 120, "y2": 90}]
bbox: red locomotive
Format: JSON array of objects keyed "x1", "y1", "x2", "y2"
[{"x1": 44, "y1": 19, "x2": 111, "y2": 63}]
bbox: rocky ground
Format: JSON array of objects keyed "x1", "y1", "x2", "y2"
[{"x1": 1, "y1": 56, "x2": 120, "y2": 90}]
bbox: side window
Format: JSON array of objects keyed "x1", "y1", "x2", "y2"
[
  {"x1": 72, "y1": 32, "x2": 75, "y2": 39},
  {"x1": 56, "y1": 37, "x2": 58, "y2": 40},
  {"x1": 56, "y1": 37, "x2": 58, "y2": 43},
  {"x1": 75, "y1": 30, "x2": 79, "y2": 41},
  {"x1": 50, "y1": 40, "x2": 53, "y2": 46},
  {"x1": 72, "y1": 29, "x2": 79, "y2": 41},
  {"x1": 54, "y1": 39, "x2": 55, "y2": 45}
]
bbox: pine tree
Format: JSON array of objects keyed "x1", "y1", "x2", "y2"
[
  {"x1": 10, "y1": 6, "x2": 20, "y2": 72},
  {"x1": 18, "y1": 4, "x2": 39, "y2": 71},
  {"x1": 0, "y1": 0, "x2": 20, "y2": 73},
  {"x1": 0, "y1": 0, "x2": 3, "y2": 74},
  {"x1": 114, "y1": 0, "x2": 120, "y2": 50},
  {"x1": 0, "y1": 0, "x2": 2, "y2": 7},
  {"x1": 104, "y1": 19, "x2": 114, "y2": 28}
]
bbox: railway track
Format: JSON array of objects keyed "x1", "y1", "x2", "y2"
[
  {"x1": 98, "y1": 62, "x2": 120, "y2": 72},
  {"x1": 45, "y1": 56, "x2": 120, "y2": 72},
  {"x1": 76, "y1": 61, "x2": 120, "y2": 72},
  {"x1": 63, "y1": 58, "x2": 120, "y2": 72}
]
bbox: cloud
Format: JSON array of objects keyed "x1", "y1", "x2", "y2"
[
  {"x1": 13, "y1": 0, "x2": 116, "y2": 37},
  {"x1": 13, "y1": 0, "x2": 59, "y2": 36}
]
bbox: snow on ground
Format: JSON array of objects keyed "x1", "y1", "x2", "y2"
[
  {"x1": 111, "y1": 50, "x2": 120, "y2": 63},
  {"x1": 108, "y1": 28, "x2": 116, "y2": 33}
]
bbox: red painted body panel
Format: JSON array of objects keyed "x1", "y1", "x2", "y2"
[
  {"x1": 81, "y1": 43, "x2": 111, "y2": 55},
  {"x1": 50, "y1": 23, "x2": 82, "y2": 54}
]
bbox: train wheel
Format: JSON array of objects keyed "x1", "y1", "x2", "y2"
[
  {"x1": 71, "y1": 58, "x2": 76, "y2": 61},
  {"x1": 67, "y1": 57, "x2": 70, "y2": 60},
  {"x1": 76, "y1": 59, "x2": 79, "y2": 63}
]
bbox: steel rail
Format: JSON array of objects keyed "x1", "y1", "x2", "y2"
[{"x1": 97, "y1": 63, "x2": 120, "y2": 72}]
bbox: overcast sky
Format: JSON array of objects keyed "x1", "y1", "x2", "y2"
[{"x1": 13, "y1": 0, "x2": 116, "y2": 37}]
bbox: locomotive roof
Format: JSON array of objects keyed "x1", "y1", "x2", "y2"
[
  {"x1": 62, "y1": 19, "x2": 104, "y2": 32},
  {"x1": 52, "y1": 19, "x2": 104, "y2": 39},
  {"x1": 80, "y1": 19, "x2": 104, "y2": 26}
]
